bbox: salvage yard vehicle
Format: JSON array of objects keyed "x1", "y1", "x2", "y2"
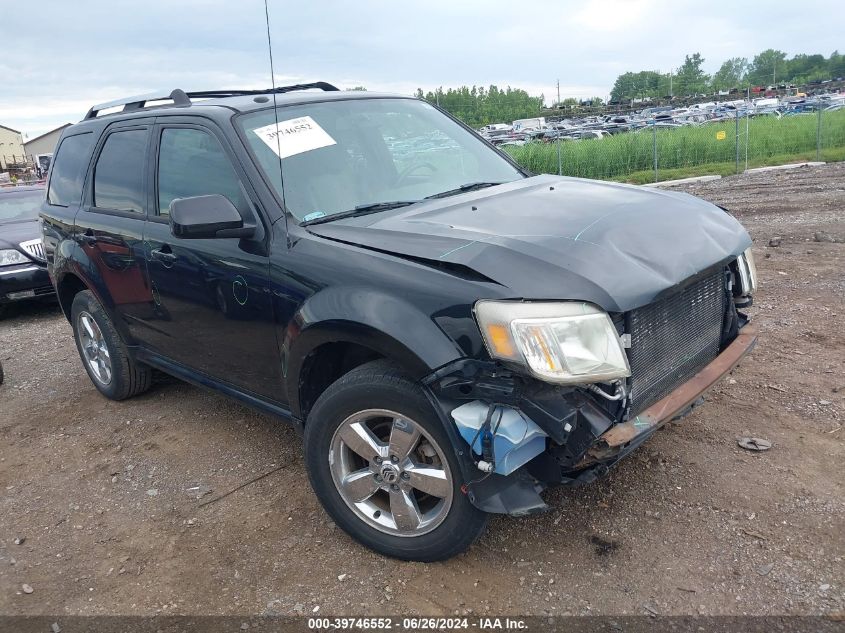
[
  {"x1": 0, "y1": 185, "x2": 54, "y2": 318},
  {"x1": 40, "y1": 83, "x2": 758, "y2": 561}
]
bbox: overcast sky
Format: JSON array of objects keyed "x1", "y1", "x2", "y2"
[{"x1": 2, "y1": 0, "x2": 842, "y2": 138}]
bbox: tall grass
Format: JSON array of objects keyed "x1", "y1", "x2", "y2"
[{"x1": 504, "y1": 110, "x2": 845, "y2": 182}]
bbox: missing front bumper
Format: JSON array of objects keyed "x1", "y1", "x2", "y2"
[
  {"x1": 425, "y1": 325, "x2": 758, "y2": 514},
  {"x1": 581, "y1": 325, "x2": 758, "y2": 465}
]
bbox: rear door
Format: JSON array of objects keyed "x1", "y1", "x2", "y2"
[
  {"x1": 74, "y1": 121, "x2": 156, "y2": 343},
  {"x1": 141, "y1": 119, "x2": 280, "y2": 399}
]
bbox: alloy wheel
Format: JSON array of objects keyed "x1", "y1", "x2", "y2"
[
  {"x1": 329, "y1": 409, "x2": 453, "y2": 537},
  {"x1": 78, "y1": 311, "x2": 112, "y2": 385}
]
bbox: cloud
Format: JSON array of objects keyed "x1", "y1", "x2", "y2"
[
  {"x1": 1, "y1": 0, "x2": 841, "y2": 137},
  {"x1": 572, "y1": 0, "x2": 656, "y2": 32}
]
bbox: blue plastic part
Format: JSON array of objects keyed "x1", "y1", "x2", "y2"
[{"x1": 451, "y1": 401, "x2": 548, "y2": 476}]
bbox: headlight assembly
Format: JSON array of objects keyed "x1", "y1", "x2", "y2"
[
  {"x1": 0, "y1": 249, "x2": 30, "y2": 266},
  {"x1": 475, "y1": 300, "x2": 631, "y2": 385},
  {"x1": 736, "y1": 247, "x2": 757, "y2": 295}
]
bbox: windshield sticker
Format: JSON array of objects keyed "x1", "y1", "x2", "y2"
[{"x1": 252, "y1": 116, "x2": 337, "y2": 159}]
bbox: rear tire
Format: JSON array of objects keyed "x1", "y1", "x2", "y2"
[
  {"x1": 71, "y1": 290, "x2": 152, "y2": 400},
  {"x1": 304, "y1": 360, "x2": 487, "y2": 561}
]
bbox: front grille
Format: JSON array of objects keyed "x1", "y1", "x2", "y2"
[
  {"x1": 19, "y1": 239, "x2": 45, "y2": 262},
  {"x1": 627, "y1": 271, "x2": 726, "y2": 414}
]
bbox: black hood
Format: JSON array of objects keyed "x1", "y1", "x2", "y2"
[
  {"x1": 306, "y1": 175, "x2": 751, "y2": 312},
  {"x1": 0, "y1": 219, "x2": 41, "y2": 251}
]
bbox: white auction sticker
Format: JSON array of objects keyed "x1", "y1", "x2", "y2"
[{"x1": 252, "y1": 116, "x2": 337, "y2": 159}]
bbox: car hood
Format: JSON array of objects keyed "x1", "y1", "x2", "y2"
[
  {"x1": 0, "y1": 219, "x2": 40, "y2": 250},
  {"x1": 306, "y1": 175, "x2": 751, "y2": 312}
]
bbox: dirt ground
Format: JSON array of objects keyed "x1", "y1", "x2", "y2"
[{"x1": 0, "y1": 163, "x2": 843, "y2": 618}]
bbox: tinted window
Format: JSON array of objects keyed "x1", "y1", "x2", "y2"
[
  {"x1": 157, "y1": 128, "x2": 246, "y2": 216},
  {"x1": 93, "y1": 129, "x2": 148, "y2": 213},
  {"x1": 47, "y1": 133, "x2": 94, "y2": 206}
]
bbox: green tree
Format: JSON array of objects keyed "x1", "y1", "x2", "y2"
[
  {"x1": 747, "y1": 49, "x2": 788, "y2": 86},
  {"x1": 609, "y1": 49, "x2": 841, "y2": 105},
  {"x1": 830, "y1": 51, "x2": 845, "y2": 78},
  {"x1": 675, "y1": 53, "x2": 710, "y2": 96},
  {"x1": 785, "y1": 54, "x2": 827, "y2": 83},
  {"x1": 415, "y1": 85, "x2": 544, "y2": 127},
  {"x1": 610, "y1": 70, "x2": 662, "y2": 102},
  {"x1": 711, "y1": 57, "x2": 748, "y2": 92}
]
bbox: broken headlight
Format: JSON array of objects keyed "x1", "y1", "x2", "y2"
[
  {"x1": 475, "y1": 301, "x2": 631, "y2": 385},
  {"x1": 736, "y1": 247, "x2": 757, "y2": 295}
]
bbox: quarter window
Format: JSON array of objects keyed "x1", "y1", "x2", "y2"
[
  {"x1": 47, "y1": 133, "x2": 95, "y2": 207},
  {"x1": 93, "y1": 129, "x2": 148, "y2": 213},
  {"x1": 157, "y1": 128, "x2": 246, "y2": 216}
]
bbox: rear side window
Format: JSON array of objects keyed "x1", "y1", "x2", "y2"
[
  {"x1": 93, "y1": 129, "x2": 148, "y2": 213},
  {"x1": 47, "y1": 133, "x2": 94, "y2": 206},
  {"x1": 157, "y1": 128, "x2": 246, "y2": 216}
]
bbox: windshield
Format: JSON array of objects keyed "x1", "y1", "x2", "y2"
[
  {"x1": 238, "y1": 98, "x2": 523, "y2": 222},
  {"x1": 0, "y1": 190, "x2": 44, "y2": 223}
]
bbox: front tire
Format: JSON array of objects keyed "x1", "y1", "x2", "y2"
[
  {"x1": 71, "y1": 290, "x2": 152, "y2": 400},
  {"x1": 304, "y1": 360, "x2": 487, "y2": 561}
]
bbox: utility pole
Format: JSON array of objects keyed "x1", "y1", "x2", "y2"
[{"x1": 669, "y1": 69, "x2": 673, "y2": 98}]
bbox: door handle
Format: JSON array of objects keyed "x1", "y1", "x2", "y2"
[{"x1": 151, "y1": 245, "x2": 177, "y2": 266}]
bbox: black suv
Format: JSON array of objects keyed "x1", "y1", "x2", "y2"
[{"x1": 41, "y1": 83, "x2": 758, "y2": 561}]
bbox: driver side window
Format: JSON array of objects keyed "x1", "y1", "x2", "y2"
[{"x1": 157, "y1": 128, "x2": 247, "y2": 216}]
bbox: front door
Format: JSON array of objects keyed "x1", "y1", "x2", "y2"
[{"x1": 141, "y1": 122, "x2": 281, "y2": 400}]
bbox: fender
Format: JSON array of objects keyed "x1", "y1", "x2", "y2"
[
  {"x1": 285, "y1": 285, "x2": 466, "y2": 418},
  {"x1": 52, "y1": 237, "x2": 136, "y2": 346}
]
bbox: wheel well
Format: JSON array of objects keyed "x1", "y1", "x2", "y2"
[
  {"x1": 56, "y1": 274, "x2": 87, "y2": 321},
  {"x1": 299, "y1": 342, "x2": 384, "y2": 420}
]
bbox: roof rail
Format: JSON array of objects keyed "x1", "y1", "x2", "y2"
[
  {"x1": 83, "y1": 82, "x2": 340, "y2": 120},
  {"x1": 186, "y1": 82, "x2": 340, "y2": 99},
  {"x1": 84, "y1": 89, "x2": 190, "y2": 119}
]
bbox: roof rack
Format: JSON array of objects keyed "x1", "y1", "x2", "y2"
[{"x1": 83, "y1": 82, "x2": 340, "y2": 120}]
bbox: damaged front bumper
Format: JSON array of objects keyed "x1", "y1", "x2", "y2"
[{"x1": 423, "y1": 325, "x2": 758, "y2": 515}]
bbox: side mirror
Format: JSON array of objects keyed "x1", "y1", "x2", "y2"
[{"x1": 169, "y1": 194, "x2": 255, "y2": 239}]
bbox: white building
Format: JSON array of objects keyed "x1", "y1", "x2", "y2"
[
  {"x1": 24, "y1": 124, "x2": 70, "y2": 160},
  {"x1": 24, "y1": 124, "x2": 72, "y2": 175}
]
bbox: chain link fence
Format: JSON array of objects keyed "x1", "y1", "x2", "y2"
[{"x1": 504, "y1": 108, "x2": 845, "y2": 184}]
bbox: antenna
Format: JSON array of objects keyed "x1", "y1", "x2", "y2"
[{"x1": 263, "y1": 0, "x2": 290, "y2": 239}]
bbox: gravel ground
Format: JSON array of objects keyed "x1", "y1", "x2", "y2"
[{"x1": 0, "y1": 163, "x2": 843, "y2": 617}]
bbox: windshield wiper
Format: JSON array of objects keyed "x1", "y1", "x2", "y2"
[
  {"x1": 301, "y1": 200, "x2": 423, "y2": 226},
  {"x1": 424, "y1": 181, "x2": 505, "y2": 200}
]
